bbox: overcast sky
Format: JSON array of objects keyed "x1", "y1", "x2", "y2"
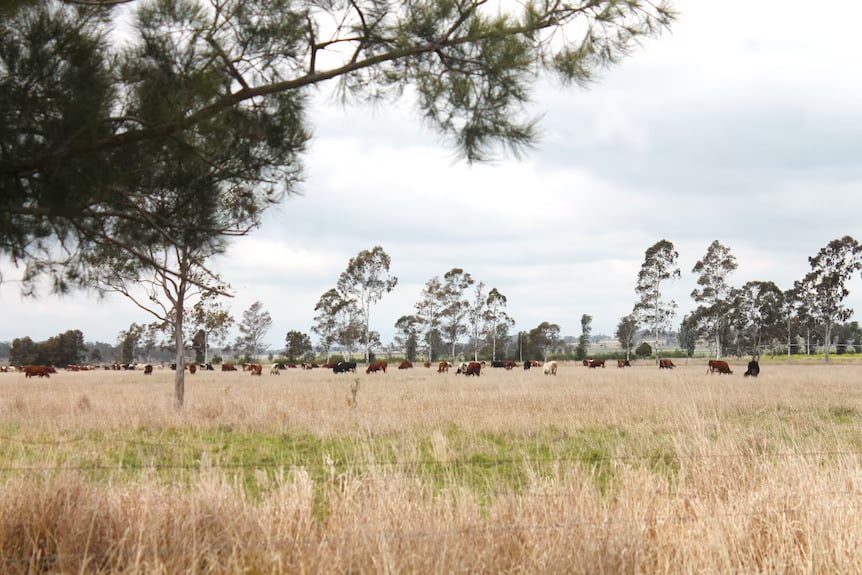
[{"x1": 2, "y1": 0, "x2": 861, "y2": 349}]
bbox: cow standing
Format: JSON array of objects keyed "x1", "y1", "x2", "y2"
[
  {"x1": 366, "y1": 361, "x2": 388, "y2": 374},
  {"x1": 543, "y1": 361, "x2": 558, "y2": 376},
  {"x1": 744, "y1": 360, "x2": 760, "y2": 377},
  {"x1": 707, "y1": 360, "x2": 732, "y2": 375}
]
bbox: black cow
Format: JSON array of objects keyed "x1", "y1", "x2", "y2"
[
  {"x1": 491, "y1": 361, "x2": 506, "y2": 368},
  {"x1": 744, "y1": 360, "x2": 760, "y2": 377},
  {"x1": 524, "y1": 360, "x2": 531, "y2": 370},
  {"x1": 333, "y1": 361, "x2": 357, "y2": 374}
]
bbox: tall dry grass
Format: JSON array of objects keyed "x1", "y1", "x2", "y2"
[{"x1": 0, "y1": 361, "x2": 861, "y2": 573}]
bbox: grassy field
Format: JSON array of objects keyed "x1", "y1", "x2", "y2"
[{"x1": 1, "y1": 360, "x2": 862, "y2": 573}]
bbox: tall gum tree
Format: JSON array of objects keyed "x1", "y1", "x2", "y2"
[
  {"x1": 690, "y1": 240, "x2": 738, "y2": 359},
  {"x1": 793, "y1": 236, "x2": 862, "y2": 363},
  {"x1": 336, "y1": 246, "x2": 398, "y2": 364},
  {"x1": 634, "y1": 239, "x2": 680, "y2": 360}
]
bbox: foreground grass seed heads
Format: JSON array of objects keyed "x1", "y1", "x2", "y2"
[{"x1": 1, "y1": 360, "x2": 862, "y2": 573}]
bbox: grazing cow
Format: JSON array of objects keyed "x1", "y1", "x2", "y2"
[
  {"x1": 503, "y1": 360, "x2": 517, "y2": 370},
  {"x1": 270, "y1": 363, "x2": 281, "y2": 375},
  {"x1": 707, "y1": 360, "x2": 732, "y2": 375},
  {"x1": 530, "y1": 360, "x2": 542, "y2": 368},
  {"x1": 583, "y1": 359, "x2": 590, "y2": 366},
  {"x1": 222, "y1": 363, "x2": 237, "y2": 372},
  {"x1": 398, "y1": 361, "x2": 413, "y2": 370},
  {"x1": 744, "y1": 360, "x2": 760, "y2": 378},
  {"x1": 617, "y1": 359, "x2": 631, "y2": 368},
  {"x1": 24, "y1": 365, "x2": 53, "y2": 378},
  {"x1": 248, "y1": 363, "x2": 263, "y2": 376},
  {"x1": 366, "y1": 361, "x2": 388, "y2": 374},
  {"x1": 333, "y1": 361, "x2": 357, "y2": 374},
  {"x1": 543, "y1": 361, "x2": 558, "y2": 376},
  {"x1": 188, "y1": 364, "x2": 197, "y2": 374},
  {"x1": 588, "y1": 359, "x2": 605, "y2": 369},
  {"x1": 437, "y1": 361, "x2": 450, "y2": 373},
  {"x1": 144, "y1": 364, "x2": 153, "y2": 375},
  {"x1": 659, "y1": 359, "x2": 675, "y2": 369},
  {"x1": 524, "y1": 360, "x2": 531, "y2": 370},
  {"x1": 463, "y1": 361, "x2": 482, "y2": 376},
  {"x1": 423, "y1": 361, "x2": 432, "y2": 368}
]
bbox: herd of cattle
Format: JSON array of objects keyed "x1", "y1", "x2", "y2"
[{"x1": 2, "y1": 358, "x2": 762, "y2": 379}]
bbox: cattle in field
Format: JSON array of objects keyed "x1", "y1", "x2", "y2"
[
  {"x1": 144, "y1": 364, "x2": 153, "y2": 375},
  {"x1": 463, "y1": 361, "x2": 482, "y2": 376},
  {"x1": 248, "y1": 363, "x2": 263, "y2": 376},
  {"x1": 583, "y1": 359, "x2": 590, "y2": 366},
  {"x1": 222, "y1": 363, "x2": 237, "y2": 371},
  {"x1": 437, "y1": 361, "x2": 450, "y2": 373},
  {"x1": 617, "y1": 359, "x2": 631, "y2": 368},
  {"x1": 188, "y1": 364, "x2": 197, "y2": 374},
  {"x1": 423, "y1": 361, "x2": 431, "y2": 368},
  {"x1": 659, "y1": 359, "x2": 675, "y2": 369},
  {"x1": 530, "y1": 360, "x2": 542, "y2": 367},
  {"x1": 270, "y1": 363, "x2": 281, "y2": 375},
  {"x1": 707, "y1": 359, "x2": 732, "y2": 375},
  {"x1": 503, "y1": 360, "x2": 517, "y2": 369},
  {"x1": 366, "y1": 361, "x2": 388, "y2": 374},
  {"x1": 744, "y1": 360, "x2": 760, "y2": 377},
  {"x1": 333, "y1": 361, "x2": 357, "y2": 374},
  {"x1": 491, "y1": 360, "x2": 506, "y2": 368},
  {"x1": 588, "y1": 359, "x2": 605, "y2": 368},
  {"x1": 543, "y1": 361, "x2": 558, "y2": 375},
  {"x1": 322, "y1": 362, "x2": 337, "y2": 369},
  {"x1": 524, "y1": 360, "x2": 531, "y2": 370},
  {"x1": 24, "y1": 365, "x2": 53, "y2": 378},
  {"x1": 398, "y1": 361, "x2": 413, "y2": 370}
]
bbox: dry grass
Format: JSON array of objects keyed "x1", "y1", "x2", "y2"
[{"x1": 1, "y1": 360, "x2": 862, "y2": 573}]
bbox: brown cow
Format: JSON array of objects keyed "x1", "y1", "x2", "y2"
[
  {"x1": 398, "y1": 361, "x2": 413, "y2": 369},
  {"x1": 463, "y1": 361, "x2": 482, "y2": 376},
  {"x1": 504, "y1": 360, "x2": 517, "y2": 370},
  {"x1": 708, "y1": 359, "x2": 732, "y2": 375},
  {"x1": 248, "y1": 363, "x2": 263, "y2": 376},
  {"x1": 366, "y1": 361, "x2": 388, "y2": 374},
  {"x1": 588, "y1": 359, "x2": 605, "y2": 368},
  {"x1": 437, "y1": 361, "x2": 450, "y2": 373},
  {"x1": 144, "y1": 364, "x2": 153, "y2": 375},
  {"x1": 24, "y1": 365, "x2": 53, "y2": 378},
  {"x1": 659, "y1": 358, "x2": 675, "y2": 369},
  {"x1": 423, "y1": 361, "x2": 432, "y2": 368},
  {"x1": 617, "y1": 359, "x2": 631, "y2": 368},
  {"x1": 188, "y1": 364, "x2": 197, "y2": 374},
  {"x1": 221, "y1": 363, "x2": 237, "y2": 371}
]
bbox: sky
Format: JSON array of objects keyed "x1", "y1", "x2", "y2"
[{"x1": 2, "y1": 0, "x2": 862, "y2": 350}]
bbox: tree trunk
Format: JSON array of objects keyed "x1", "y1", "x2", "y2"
[{"x1": 173, "y1": 309, "x2": 185, "y2": 411}]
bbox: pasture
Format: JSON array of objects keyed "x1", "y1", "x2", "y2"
[{"x1": 1, "y1": 360, "x2": 862, "y2": 573}]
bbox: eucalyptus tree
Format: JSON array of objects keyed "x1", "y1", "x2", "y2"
[
  {"x1": 415, "y1": 276, "x2": 445, "y2": 361},
  {"x1": 576, "y1": 314, "x2": 592, "y2": 360},
  {"x1": 284, "y1": 330, "x2": 313, "y2": 363},
  {"x1": 394, "y1": 315, "x2": 421, "y2": 362},
  {"x1": 336, "y1": 246, "x2": 398, "y2": 363},
  {"x1": 634, "y1": 239, "x2": 681, "y2": 359},
  {"x1": 467, "y1": 281, "x2": 488, "y2": 361},
  {"x1": 793, "y1": 236, "x2": 862, "y2": 363},
  {"x1": 234, "y1": 301, "x2": 273, "y2": 360},
  {"x1": 733, "y1": 281, "x2": 784, "y2": 358},
  {"x1": 690, "y1": 240, "x2": 738, "y2": 358},
  {"x1": 312, "y1": 288, "x2": 349, "y2": 361},
  {"x1": 615, "y1": 313, "x2": 639, "y2": 361},
  {"x1": 677, "y1": 314, "x2": 699, "y2": 358},
  {"x1": 483, "y1": 288, "x2": 514, "y2": 361},
  {"x1": 528, "y1": 321, "x2": 561, "y2": 361},
  {"x1": 439, "y1": 268, "x2": 474, "y2": 359}
]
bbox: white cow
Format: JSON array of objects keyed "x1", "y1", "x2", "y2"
[{"x1": 543, "y1": 361, "x2": 558, "y2": 376}]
